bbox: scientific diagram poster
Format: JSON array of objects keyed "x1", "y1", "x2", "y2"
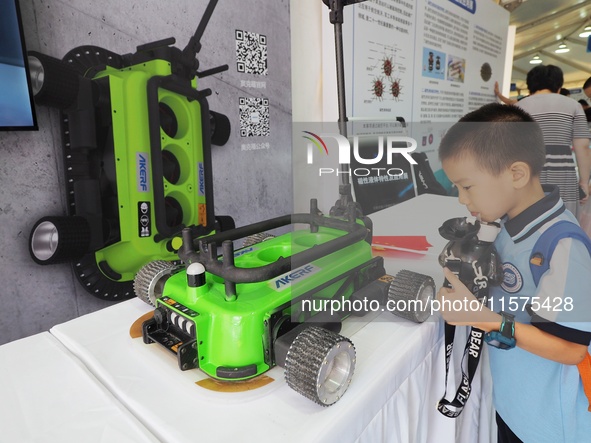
[
  {"x1": 342, "y1": 0, "x2": 416, "y2": 120},
  {"x1": 341, "y1": 0, "x2": 510, "y2": 123}
]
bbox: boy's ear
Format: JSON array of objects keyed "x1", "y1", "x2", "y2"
[{"x1": 509, "y1": 161, "x2": 530, "y2": 189}]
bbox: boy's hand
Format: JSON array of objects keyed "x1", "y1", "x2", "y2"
[{"x1": 437, "y1": 268, "x2": 500, "y2": 330}]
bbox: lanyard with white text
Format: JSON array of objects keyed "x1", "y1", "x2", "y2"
[
  {"x1": 437, "y1": 259, "x2": 488, "y2": 418},
  {"x1": 437, "y1": 322, "x2": 485, "y2": 418}
]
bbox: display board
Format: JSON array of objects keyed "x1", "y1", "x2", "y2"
[
  {"x1": 306, "y1": 0, "x2": 510, "y2": 213},
  {"x1": 342, "y1": 0, "x2": 510, "y2": 122}
]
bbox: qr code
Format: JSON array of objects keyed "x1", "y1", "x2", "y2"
[
  {"x1": 236, "y1": 29, "x2": 268, "y2": 75},
  {"x1": 239, "y1": 97, "x2": 270, "y2": 137}
]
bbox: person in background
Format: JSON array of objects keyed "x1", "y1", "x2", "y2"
[
  {"x1": 582, "y1": 76, "x2": 591, "y2": 100},
  {"x1": 514, "y1": 65, "x2": 590, "y2": 218},
  {"x1": 559, "y1": 87, "x2": 571, "y2": 96},
  {"x1": 581, "y1": 100, "x2": 591, "y2": 125},
  {"x1": 494, "y1": 81, "x2": 518, "y2": 105}
]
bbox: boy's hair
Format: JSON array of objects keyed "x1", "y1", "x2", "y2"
[
  {"x1": 583, "y1": 76, "x2": 591, "y2": 90},
  {"x1": 439, "y1": 103, "x2": 546, "y2": 177},
  {"x1": 526, "y1": 64, "x2": 563, "y2": 94}
]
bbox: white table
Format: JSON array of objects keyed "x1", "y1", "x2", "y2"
[
  {"x1": 0, "y1": 332, "x2": 158, "y2": 443},
  {"x1": 2, "y1": 194, "x2": 495, "y2": 442},
  {"x1": 51, "y1": 297, "x2": 453, "y2": 443}
]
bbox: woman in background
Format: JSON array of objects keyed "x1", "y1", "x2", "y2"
[{"x1": 515, "y1": 64, "x2": 591, "y2": 217}]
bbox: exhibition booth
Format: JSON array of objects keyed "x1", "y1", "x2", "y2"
[{"x1": 0, "y1": 0, "x2": 513, "y2": 441}]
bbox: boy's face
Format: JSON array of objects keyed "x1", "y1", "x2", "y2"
[{"x1": 442, "y1": 154, "x2": 517, "y2": 223}]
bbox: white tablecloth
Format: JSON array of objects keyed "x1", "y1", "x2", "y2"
[
  {"x1": 0, "y1": 332, "x2": 158, "y2": 443},
  {"x1": 50, "y1": 298, "x2": 453, "y2": 443}
]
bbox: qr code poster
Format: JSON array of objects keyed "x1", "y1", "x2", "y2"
[
  {"x1": 236, "y1": 29, "x2": 268, "y2": 75},
  {"x1": 239, "y1": 97, "x2": 270, "y2": 137}
]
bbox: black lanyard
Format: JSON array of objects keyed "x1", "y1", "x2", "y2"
[{"x1": 437, "y1": 258, "x2": 489, "y2": 418}]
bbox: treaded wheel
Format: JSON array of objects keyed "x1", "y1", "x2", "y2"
[
  {"x1": 56, "y1": 46, "x2": 124, "y2": 214},
  {"x1": 73, "y1": 255, "x2": 134, "y2": 301},
  {"x1": 242, "y1": 232, "x2": 276, "y2": 248},
  {"x1": 215, "y1": 215, "x2": 236, "y2": 232},
  {"x1": 134, "y1": 260, "x2": 179, "y2": 306},
  {"x1": 27, "y1": 51, "x2": 80, "y2": 109},
  {"x1": 29, "y1": 216, "x2": 90, "y2": 265},
  {"x1": 388, "y1": 269, "x2": 435, "y2": 323},
  {"x1": 209, "y1": 110, "x2": 231, "y2": 146},
  {"x1": 61, "y1": 45, "x2": 125, "y2": 75},
  {"x1": 284, "y1": 326, "x2": 356, "y2": 406}
]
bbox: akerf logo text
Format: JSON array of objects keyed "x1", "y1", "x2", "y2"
[{"x1": 137, "y1": 152, "x2": 149, "y2": 192}]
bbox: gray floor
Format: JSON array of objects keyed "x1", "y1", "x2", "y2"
[{"x1": 0, "y1": 0, "x2": 292, "y2": 345}]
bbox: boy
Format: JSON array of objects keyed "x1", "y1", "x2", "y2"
[{"x1": 437, "y1": 103, "x2": 591, "y2": 442}]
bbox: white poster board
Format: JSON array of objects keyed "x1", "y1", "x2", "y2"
[{"x1": 341, "y1": 0, "x2": 510, "y2": 122}]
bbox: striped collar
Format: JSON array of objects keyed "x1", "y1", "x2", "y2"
[{"x1": 502, "y1": 185, "x2": 565, "y2": 243}]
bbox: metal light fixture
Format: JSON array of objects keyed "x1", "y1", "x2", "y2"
[
  {"x1": 579, "y1": 26, "x2": 591, "y2": 38},
  {"x1": 498, "y1": 0, "x2": 527, "y2": 12},
  {"x1": 529, "y1": 54, "x2": 543, "y2": 64},
  {"x1": 555, "y1": 42, "x2": 570, "y2": 54}
]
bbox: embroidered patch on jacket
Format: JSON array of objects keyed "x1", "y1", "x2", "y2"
[{"x1": 501, "y1": 262, "x2": 523, "y2": 293}]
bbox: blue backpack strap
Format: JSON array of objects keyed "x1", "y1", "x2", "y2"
[
  {"x1": 529, "y1": 220, "x2": 591, "y2": 414},
  {"x1": 530, "y1": 220, "x2": 591, "y2": 287}
]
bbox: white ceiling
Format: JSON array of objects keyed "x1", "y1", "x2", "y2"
[{"x1": 500, "y1": 0, "x2": 591, "y2": 92}]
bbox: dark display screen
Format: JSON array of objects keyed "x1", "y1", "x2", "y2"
[{"x1": 0, "y1": 0, "x2": 38, "y2": 131}]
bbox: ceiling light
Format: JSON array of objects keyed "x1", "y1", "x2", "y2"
[
  {"x1": 499, "y1": 0, "x2": 527, "y2": 12},
  {"x1": 529, "y1": 55, "x2": 543, "y2": 64},
  {"x1": 555, "y1": 42, "x2": 570, "y2": 54},
  {"x1": 579, "y1": 26, "x2": 591, "y2": 38}
]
